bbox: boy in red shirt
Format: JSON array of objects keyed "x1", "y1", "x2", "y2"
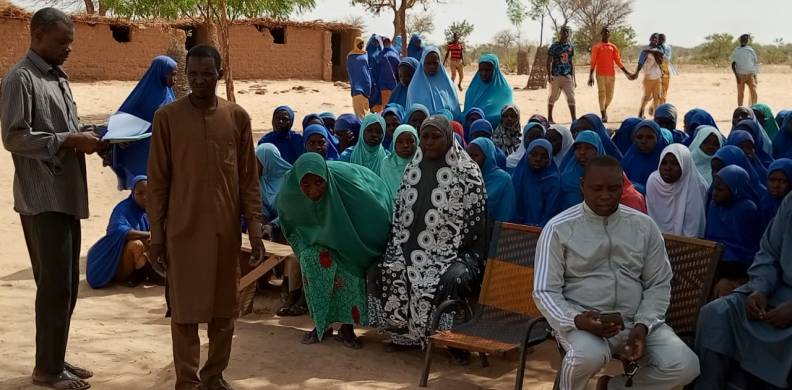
[{"x1": 444, "y1": 34, "x2": 465, "y2": 91}]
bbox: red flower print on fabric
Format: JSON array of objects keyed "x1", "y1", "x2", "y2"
[
  {"x1": 351, "y1": 306, "x2": 361, "y2": 324},
  {"x1": 319, "y1": 251, "x2": 332, "y2": 268}
]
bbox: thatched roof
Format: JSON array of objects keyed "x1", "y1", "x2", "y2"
[{"x1": 0, "y1": 5, "x2": 358, "y2": 32}]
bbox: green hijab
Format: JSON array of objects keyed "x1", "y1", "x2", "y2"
[
  {"x1": 276, "y1": 153, "x2": 393, "y2": 277},
  {"x1": 379, "y1": 124, "x2": 419, "y2": 197},
  {"x1": 350, "y1": 113, "x2": 389, "y2": 173},
  {"x1": 752, "y1": 103, "x2": 780, "y2": 139}
]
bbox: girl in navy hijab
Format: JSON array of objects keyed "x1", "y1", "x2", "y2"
[
  {"x1": 733, "y1": 119, "x2": 775, "y2": 168},
  {"x1": 334, "y1": 113, "x2": 361, "y2": 153},
  {"x1": 622, "y1": 120, "x2": 670, "y2": 194},
  {"x1": 389, "y1": 57, "x2": 419, "y2": 108},
  {"x1": 570, "y1": 113, "x2": 623, "y2": 160},
  {"x1": 758, "y1": 158, "x2": 792, "y2": 230},
  {"x1": 711, "y1": 145, "x2": 766, "y2": 201},
  {"x1": 727, "y1": 130, "x2": 769, "y2": 177},
  {"x1": 611, "y1": 117, "x2": 642, "y2": 155},
  {"x1": 653, "y1": 103, "x2": 688, "y2": 144},
  {"x1": 111, "y1": 56, "x2": 177, "y2": 190},
  {"x1": 773, "y1": 111, "x2": 792, "y2": 159},
  {"x1": 303, "y1": 124, "x2": 340, "y2": 160},
  {"x1": 258, "y1": 106, "x2": 304, "y2": 164},
  {"x1": 705, "y1": 165, "x2": 763, "y2": 296},
  {"x1": 468, "y1": 119, "x2": 507, "y2": 169},
  {"x1": 87, "y1": 176, "x2": 155, "y2": 288},
  {"x1": 511, "y1": 139, "x2": 560, "y2": 226},
  {"x1": 407, "y1": 33, "x2": 423, "y2": 61},
  {"x1": 682, "y1": 108, "x2": 718, "y2": 145}
]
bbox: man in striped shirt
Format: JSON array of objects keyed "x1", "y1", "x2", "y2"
[
  {"x1": 533, "y1": 156, "x2": 699, "y2": 390},
  {"x1": 1, "y1": 8, "x2": 104, "y2": 390},
  {"x1": 444, "y1": 33, "x2": 465, "y2": 91}
]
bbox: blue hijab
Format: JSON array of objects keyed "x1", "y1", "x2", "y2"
[
  {"x1": 335, "y1": 113, "x2": 361, "y2": 140},
  {"x1": 773, "y1": 111, "x2": 792, "y2": 159},
  {"x1": 255, "y1": 143, "x2": 292, "y2": 222},
  {"x1": 389, "y1": 57, "x2": 419, "y2": 108},
  {"x1": 683, "y1": 108, "x2": 719, "y2": 146},
  {"x1": 612, "y1": 117, "x2": 643, "y2": 155},
  {"x1": 471, "y1": 137, "x2": 515, "y2": 222},
  {"x1": 258, "y1": 106, "x2": 304, "y2": 164},
  {"x1": 347, "y1": 44, "x2": 372, "y2": 98},
  {"x1": 303, "y1": 124, "x2": 340, "y2": 161},
  {"x1": 622, "y1": 120, "x2": 670, "y2": 194},
  {"x1": 381, "y1": 105, "x2": 403, "y2": 150},
  {"x1": 727, "y1": 130, "x2": 769, "y2": 178},
  {"x1": 559, "y1": 131, "x2": 605, "y2": 210},
  {"x1": 464, "y1": 54, "x2": 513, "y2": 130},
  {"x1": 378, "y1": 45, "x2": 401, "y2": 91},
  {"x1": 759, "y1": 159, "x2": 792, "y2": 230},
  {"x1": 464, "y1": 107, "x2": 486, "y2": 140},
  {"x1": 469, "y1": 119, "x2": 507, "y2": 169},
  {"x1": 573, "y1": 113, "x2": 623, "y2": 160},
  {"x1": 734, "y1": 119, "x2": 775, "y2": 168},
  {"x1": 654, "y1": 103, "x2": 689, "y2": 144},
  {"x1": 367, "y1": 34, "x2": 384, "y2": 107},
  {"x1": 408, "y1": 33, "x2": 423, "y2": 60},
  {"x1": 406, "y1": 46, "x2": 461, "y2": 119},
  {"x1": 705, "y1": 165, "x2": 761, "y2": 264},
  {"x1": 512, "y1": 139, "x2": 561, "y2": 226},
  {"x1": 86, "y1": 175, "x2": 149, "y2": 288},
  {"x1": 112, "y1": 56, "x2": 176, "y2": 190},
  {"x1": 713, "y1": 145, "x2": 765, "y2": 201},
  {"x1": 776, "y1": 110, "x2": 791, "y2": 129}
]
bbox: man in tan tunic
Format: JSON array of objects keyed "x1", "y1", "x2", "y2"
[{"x1": 147, "y1": 44, "x2": 265, "y2": 390}]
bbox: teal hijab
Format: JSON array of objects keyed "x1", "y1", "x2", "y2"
[
  {"x1": 464, "y1": 54, "x2": 513, "y2": 128},
  {"x1": 470, "y1": 137, "x2": 516, "y2": 222},
  {"x1": 276, "y1": 153, "x2": 393, "y2": 277},
  {"x1": 379, "y1": 124, "x2": 419, "y2": 197},
  {"x1": 350, "y1": 113, "x2": 389, "y2": 173}
]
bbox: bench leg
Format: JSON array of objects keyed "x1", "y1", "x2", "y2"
[
  {"x1": 514, "y1": 346, "x2": 528, "y2": 390},
  {"x1": 479, "y1": 353, "x2": 489, "y2": 368},
  {"x1": 419, "y1": 340, "x2": 434, "y2": 387}
]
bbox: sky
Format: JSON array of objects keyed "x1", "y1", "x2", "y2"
[
  {"x1": 12, "y1": 0, "x2": 792, "y2": 48},
  {"x1": 294, "y1": 0, "x2": 792, "y2": 48}
]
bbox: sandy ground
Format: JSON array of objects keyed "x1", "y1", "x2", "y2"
[{"x1": 1, "y1": 65, "x2": 791, "y2": 390}]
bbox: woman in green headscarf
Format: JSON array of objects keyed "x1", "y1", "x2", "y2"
[
  {"x1": 339, "y1": 113, "x2": 389, "y2": 173},
  {"x1": 752, "y1": 103, "x2": 780, "y2": 139},
  {"x1": 378, "y1": 124, "x2": 419, "y2": 197},
  {"x1": 277, "y1": 152, "x2": 393, "y2": 348}
]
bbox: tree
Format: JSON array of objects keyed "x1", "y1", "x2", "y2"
[
  {"x1": 493, "y1": 29, "x2": 517, "y2": 67},
  {"x1": 444, "y1": 20, "x2": 474, "y2": 43},
  {"x1": 694, "y1": 33, "x2": 737, "y2": 65},
  {"x1": 100, "y1": 0, "x2": 316, "y2": 102},
  {"x1": 571, "y1": 0, "x2": 633, "y2": 53},
  {"x1": 406, "y1": 12, "x2": 434, "y2": 38},
  {"x1": 350, "y1": 0, "x2": 441, "y2": 55}
]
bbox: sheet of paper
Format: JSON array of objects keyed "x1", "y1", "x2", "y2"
[
  {"x1": 103, "y1": 112, "x2": 151, "y2": 141},
  {"x1": 104, "y1": 133, "x2": 152, "y2": 144}
]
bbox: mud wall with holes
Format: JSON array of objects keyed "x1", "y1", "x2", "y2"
[{"x1": 0, "y1": 18, "x2": 183, "y2": 81}]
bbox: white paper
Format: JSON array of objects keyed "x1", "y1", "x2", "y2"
[{"x1": 103, "y1": 112, "x2": 151, "y2": 141}]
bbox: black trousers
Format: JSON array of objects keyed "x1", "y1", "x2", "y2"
[{"x1": 20, "y1": 212, "x2": 81, "y2": 375}]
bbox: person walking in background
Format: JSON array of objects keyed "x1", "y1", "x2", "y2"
[
  {"x1": 658, "y1": 33, "x2": 675, "y2": 103},
  {"x1": 731, "y1": 34, "x2": 759, "y2": 107},
  {"x1": 443, "y1": 33, "x2": 465, "y2": 91},
  {"x1": 378, "y1": 37, "x2": 400, "y2": 107},
  {"x1": 1, "y1": 7, "x2": 106, "y2": 390},
  {"x1": 547, "y1": 26, "x2": 576, "y2": 124},
  {"x1": 346, "y1": 37, "x2": 372, "y2": 118},
  {"x1": 634, "y1": 33, "x2": 664, "y2": 119},
  {"x1": 588, "y1": 26, "x2": 634, "y2": 123}
]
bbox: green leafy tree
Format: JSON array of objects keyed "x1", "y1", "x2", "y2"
[
  {"x1": 444, "y1": 20, "x2": 474, "y2": 43},
  {"x1": 696, "y1": 33, "x2": 737, "y2": 65},
  {"x1": 350, "y1": 0, "x2": 441, "y2": 55}
]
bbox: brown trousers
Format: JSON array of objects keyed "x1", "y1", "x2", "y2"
[
  {"x1": 171, "y1": 317, "x2": 235, "y2": 390},
  {"x1": 736, "y1": 73, "x2": 758, "y2": 107}
]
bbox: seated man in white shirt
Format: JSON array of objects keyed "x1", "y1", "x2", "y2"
[{"x1": 534, "y1": 155, "x2": 700, "y2": 390}]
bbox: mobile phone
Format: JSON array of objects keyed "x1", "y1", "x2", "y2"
[{"x1": 599, "y1": 311, "x2": 624, "y2": 326}]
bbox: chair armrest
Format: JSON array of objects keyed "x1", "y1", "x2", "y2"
[
  {"x1": 522, "y1": 316, "x2": 551, "y2": 347},
  {"x1": 430, "y1": 299, "x2": 473, "y2": 333}
]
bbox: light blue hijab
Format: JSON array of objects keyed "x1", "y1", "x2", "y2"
[
  {"x1": 255, "y1": 143, "x2": 292, "y2": 221},
  {"x1": 406, "y1": 46, "x2": 461, "y2": 119},
  {"x1": 559, "y1": 131, "x2": 605, "y2": 210},
  {"x1": 464, "y1": 54, "x2": 513, "y2": 129},
  {"x1": 350, "y1": 113, "x2": 389, "y2": 173},
  {"x1": 470, "y1": 137, "x2": 515, "y2": 222}
]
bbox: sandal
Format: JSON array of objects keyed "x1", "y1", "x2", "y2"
[
  {"x1": 300, "y1": 328, "x2": 333, "y2": 345},
  {"x1": 334, "y1": 325, "x2": 363, "y2": 349},
  {"x1": 276, "y1": 304, "x2": 308, "y2": 317},
  {"x1": 32, "y1": 369, "x2": 91, "y2": 390},
  {"x1": 64, "y1": 362, "x2": 93, "y2": 379}
]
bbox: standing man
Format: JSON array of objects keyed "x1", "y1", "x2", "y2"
[
  {"x1": 633, "y1": 33, "x2": 664, "y2": 119},
  {"x1": 534, "y1": 156, "x2": 700, "y2": 390},
  {"x1": 443, "y1": 33, "x2": 465, "y2": 91},
  {"x1": 1, "y1": 8, "x2": 105, "y2": 390},
  {"x1": 730, "y1": 34, "x2": 759, "y2": 107},
  {"x1": 657, "y1": 34, "x2": 675, "y2": 103},
  {"x1": 547, "y1": 26, "x2": 576, "y2": 124},
  {"x1": 588, "y1": 27, "x2": 634, "y2": 123},
  {"x1": 147, "y1": 44, "x2": 266, "y2": 390}
]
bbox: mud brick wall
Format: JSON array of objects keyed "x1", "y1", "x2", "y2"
[{"x1": 228, "y1": 24, "x2": 332, "y2": 81}]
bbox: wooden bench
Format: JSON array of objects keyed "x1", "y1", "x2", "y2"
[{"x1": 237, "y1": 235, "x2": 296, "y2": 316}]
